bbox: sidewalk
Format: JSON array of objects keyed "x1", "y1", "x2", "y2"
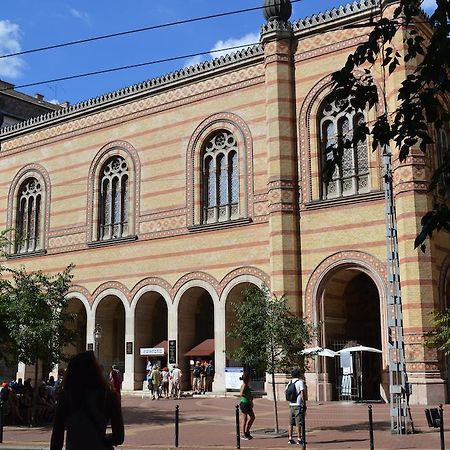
[{"x1": 0, "y1": 395, "x2": 448, "y2": 449}]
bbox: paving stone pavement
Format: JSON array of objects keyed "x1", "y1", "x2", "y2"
[{"x1": 0, "y1": 394, "x2": 448, "y2": 449}]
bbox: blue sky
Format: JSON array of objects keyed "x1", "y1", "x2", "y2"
[{"x1": 0, "y1": 0, "x2": 437, "y2": 105}]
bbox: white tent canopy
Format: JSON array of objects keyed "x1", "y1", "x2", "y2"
[
  {"x1": 337, "y1": 345, "x2": 382, "y2": 354},
  {"x1": 301, "y1": 346, "x2": 338, "y2": 357}
]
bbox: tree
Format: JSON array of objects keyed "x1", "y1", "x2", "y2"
[
  {"x1": 426, "y1": 309, "x2": 450, "y2": 354},
  {"x1": 228, "y1": 286, "x2": 314, "y2": 434},
  {"x1": 328, "y1": 0, "x2": 449, "y2": 250},
  {"x1": 0, "y1": 264, "x2": 77, "y2": 388}
]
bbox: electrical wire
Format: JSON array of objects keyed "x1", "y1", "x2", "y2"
[
  {"x1": 1, "y1": 42, "x2": 261, "y2": 92},
  {"x1": 0, "y1": 0, "x2": 303, "y2": 60}
]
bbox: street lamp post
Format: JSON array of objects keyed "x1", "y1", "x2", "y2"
[{"x1": 93, "y1": 324, "x2": 102, "y2": 362}]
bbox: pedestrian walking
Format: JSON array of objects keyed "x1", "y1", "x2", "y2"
[
  {"x1": 50, "y1": 351, "x2": 124, "y2": 450},
  {"x1": 239, "y1": 372, "x2": 255, "y2": 440},
  {"x1": 170, "y1": 364, "x2": 182, "y2": 399},
  {"x1": 150, "y1": 365, "x2": 161, "y2": 400},
  {"x1": 285, "y1": 367, "x2": 306, "y2": 446}
]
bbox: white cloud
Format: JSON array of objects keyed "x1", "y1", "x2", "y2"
[
  {"x1": 0, "y1": 20, "x2": 25, "y2": 79},
  {"x1": 183, "y1": 55, "x2": 203, "y2": 69},
  {"x1": 69, "y1": 7, "x2": 91, "y2": 24},
  {"x1": 183, "y1": 32, "x2": 259, "y2": 68},
  {"x1": 210, "y1": 32, "x2": 260, "y2": 58},
  {"x1": 421, "y1": 0, "x2": 436, "y2": 12}
]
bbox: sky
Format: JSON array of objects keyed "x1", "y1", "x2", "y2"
[{"x1": 0, "y1": 0, "x2": 437, "y2": 105}]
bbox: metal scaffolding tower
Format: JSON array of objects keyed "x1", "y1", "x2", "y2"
[{"x1": 383, "y1": 147, "x2": 410, "y2": 434}]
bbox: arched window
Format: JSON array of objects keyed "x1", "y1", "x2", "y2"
[
  {"x1": 98, "y1": 156, "x2": 129, "y2": 240},
  {"x1": 319, "y1": 99, "x2": 370, "y2": 199},
  {"x1": 16, "y1": 177, "x2": 42, "y2": 253},
  {"x1": 202, "y1": 130, "x2": 239, "y2": 223},
  {"x1": 435, "y1": 115, "x2": 450, "y2": 198}
]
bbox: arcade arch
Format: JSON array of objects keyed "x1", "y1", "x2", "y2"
[
  {"x1": 177, "y1": 285, "x2": 215, "y2": 390},
  {"x1": 314, "y1": 265, "x2": 385, "y2": 402},
  {"x1": 62, "y1": 297, "x2": 88, "y2": 365},
  {"x1": 94, "y1": 294, "x2": 126, "y2": 374},
  {"x1": 133, "y1": 289, "x2": 169, "y2": 389}
]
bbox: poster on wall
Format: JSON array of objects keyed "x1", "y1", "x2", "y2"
[{"x1": 225, "y1": 367, "x2": 244, "y2": 390}]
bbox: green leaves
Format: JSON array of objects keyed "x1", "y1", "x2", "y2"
[
  {"x1": 0, "y1": 264, "x2": 77, "y2": 369},
  {"x1": 329, "y1": 0, "x2": 450, "y2": 248},
  {"x1": 228, "y1": 286, "x2": 314, "y2": 374},
  {"x1": 426, "y1": 308, "x2": 450, "y2": 355}
]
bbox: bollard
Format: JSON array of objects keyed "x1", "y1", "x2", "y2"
[
  {"x1": 301, "y1": 405, "x2": 306, "y2": 450},
  {"x1": 235, "y1": 404, "x2": 240, "y2": 449},
  {"x1": 439, "y1": 404, "x2": 445, "y2": 450},
  {"x1": 368, "y1": 405, "x2": 374, "y2": 450},
  {"x1": 0, "y1": 400, "x2": 3, "y2": 444},
  {"x1": 175, "y1": 404, "x2": 179, "y2": 448}
]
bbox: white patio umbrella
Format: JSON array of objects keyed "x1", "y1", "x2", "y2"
[
  {"x1": 301, "y1": 346, "x2": 338, "y2": 357},
  {"x1": 337, "y1": 345, "x2": 382, "y2": 401},
  {"x1": 337, "y1": 345, "x2": 382, "y2": 354}
]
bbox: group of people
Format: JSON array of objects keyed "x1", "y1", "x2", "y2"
[
  {"x1": 191, "y1": 360, "x2": 215, "y2": 394},
  {"x1": 239, "y1": 367, "x2": 307, "y2": 446},
  {"x1": 0, "y1": 375, "x2": 64, "y2": 425},
  {"x1": 146, "y1": 364, "x2": 182, "y2": 400}
]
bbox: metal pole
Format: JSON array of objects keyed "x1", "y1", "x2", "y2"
[
  {"x1": 439, "y1": 404, "x2": 445, "y2": 450},
  {"x1": 235, "y1": 404, "x2": 240, "y2": 449},
  {"x1": 301, "y1": 406, "x2": 306, "y2": 450},
  {"x1": 0, "y1": 400, "x2": 3, "y2": 443},
  {"x1": 368, "y1": 405, "x2": 374, "y2": 450},
  {"x1": 175, "y1": 404, "x2": 179, "y2": 448}
]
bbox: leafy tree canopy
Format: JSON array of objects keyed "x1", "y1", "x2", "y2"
[
  {"x1": 0, "y1": 264, "x2": 77, "y2": 371},
  {"x1": 426, "y1": 309, "x2": 450, "y2": 354},
  {"x1": 329, "y1": 0, "x2": 449, "y2": 250},
  {"x1": 228, "y1": 286, "x2": 314, "y2": 374}
]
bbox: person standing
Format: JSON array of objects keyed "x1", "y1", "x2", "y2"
[
  {"x1": 170, "y1": 364, "x2": 182, "y2": 399},
  {"x1": 286, "y1": 367, "x2": 306, "y2": 446},
  {"x1": 192, "y1": 361, "x2": 202, "y2": 394},
  {"x1": 205, "y1": 360, "x2": 215, "y2": 392},
  {"x1": 239, "y1": 372, "x2": 255, "y2": 440},
  {"x1": 109, "y1": 365, "x2": 122, "y2": 399},
  {"x1": 150, "y1": 365, "x2": 161, "y2": 400},
  {"x1": 50, "y1": 351, "x2": 124, "y2": 450}
]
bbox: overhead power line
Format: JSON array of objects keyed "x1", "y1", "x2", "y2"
[
  {"x1": 1, "y1": 43, "x2": 261, "y2": 92},
  {"x1": 0, "y1": 0, "x2": 302, "y2": 60}
]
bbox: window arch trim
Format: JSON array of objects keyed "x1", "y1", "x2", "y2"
[
  {"x1": 299, "y1": 72, "x2": 385, "y2": 206},
  {"x1": 186, "y1": 112, "x2": 254, "y2": 227},
  {"x1": 87, "y1": 141, "x2": 141, "y2": 243},
  {"x1": 7, "y1": 164, "x2": 50, "y2": 256}
]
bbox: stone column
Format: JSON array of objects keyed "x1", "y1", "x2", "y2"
[
  {"x1": 261, "y1": 14, "x2": 301, "y2": 311},
  {"x1": 123, "y1": 308, "x2": 134, "y2": 390}
]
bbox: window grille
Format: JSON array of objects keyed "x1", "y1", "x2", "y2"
[
  {"x1": 16, "y1": 177, "x2": 42, "y2": 253},
  {"x1": 98, "y1": 156, "x2": 129, "y2": 240},
  {"x1": 202, "y1": 131, "x2": 239, "y2": 223},
  {"x1": 320, "y1": 100, "x2": 370, "y2": 199}
]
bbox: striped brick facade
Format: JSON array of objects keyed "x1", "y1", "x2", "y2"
[{"x1": 0, "y1": 0, "x2": 448, "y2": 404}]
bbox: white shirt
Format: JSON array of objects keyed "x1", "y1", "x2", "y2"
[
  {"x1": 171, "y1": 368, "x2": 182, "y2": 382},
  {"x1": 287, "y1": 378, "x2": 305, "y2": 406}
]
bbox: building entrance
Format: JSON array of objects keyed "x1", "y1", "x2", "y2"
[
  {"x1": 178, "y1": 287, "x2": 214, "y2": 391},
  {"x1": 320, "y1": 270, "x2": 382, "y2": 401}
]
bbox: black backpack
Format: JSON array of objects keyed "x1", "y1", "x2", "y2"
[
  {"x1": 193, "y1": 366, "x2": 201, "y2": 377},
  {"x1": 285, "y1": 380, "x2": 299, "y2": 402}
]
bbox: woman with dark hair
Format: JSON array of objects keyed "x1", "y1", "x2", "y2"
[
  {"x1": 239, "y1": 372, "x2": 255, "y2": 440},
  {"x1": 50, "y1": 351, "x2": 124, "y2": 450}
]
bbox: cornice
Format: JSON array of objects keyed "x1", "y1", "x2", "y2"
[{"x1": 0, "y1": 45, "x2": 263, "y2": 140}]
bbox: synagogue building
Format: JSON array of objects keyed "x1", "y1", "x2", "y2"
[{"x1": 0, "y1": 0, "x2": 448, "y2": 405}]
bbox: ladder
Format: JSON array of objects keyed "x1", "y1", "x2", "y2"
[{"x1": 383, "y1": 147, "x2": 410, "y2": 434}]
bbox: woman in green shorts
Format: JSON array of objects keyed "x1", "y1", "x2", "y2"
[{"x1": 239, "y1": 372, "x2": 255, "y2": 440}]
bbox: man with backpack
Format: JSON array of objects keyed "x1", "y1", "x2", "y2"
[
  {"x1": 205, "y1": 360, "x2": 215, "y2": 392},
  {"x1": 285, "y1": 367, "x2": 306, "y2": 446}
]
